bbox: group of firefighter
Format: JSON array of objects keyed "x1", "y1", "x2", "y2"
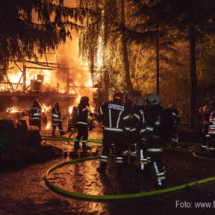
[
  {"x1": 73, "y1": 92, "x2": 181, "y2": 189},
  {"x1": 28, "y1": 93, "x2": 215, "y2": 190},
  {"x1": 28, "y1": 99, "x2": 65, "y2": 136}
]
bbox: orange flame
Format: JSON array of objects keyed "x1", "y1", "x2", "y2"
[
  {"x1": 46, "y1": 122, "x2": 51, "y2": 129},
  {"x1": 6, "y1": 107, "x2": 20, "y2": 112},
  {"x1": 41, "y1": 103, "x2": 51, "y2": 113}
]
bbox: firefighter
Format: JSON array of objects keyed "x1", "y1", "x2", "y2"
[
  {"x1": 141, "y1": 94, "x2": 166, "y2": 189},
  {"x1": 169, "y1": 104, "x2": 180, "y2": 146},
  {"x1": 132, "y1": 96, "x2": 147, "y2": 171},
  {"x1": 201, "y1": 104, "x2": 212, "y2": 151},
  {"x1": 207, "y1": 111, "x2": 215, "y2": 155},
  {"x1": 122, "y1": 93, "x2": 135, "y2": 165},
  {"x1": 28, "y1": 99, "x2": 42, "y2": 132},
  {"x1": 74, "y1": 96, "x2": 98, "y2": 151},
  {"x1": 97, "y1": 92, "x2": 131, "y2": 174},
  {"x1": 99, "y1": 100, "x2": 115, "y2": 154},
  {"x1": 52, "y1": 102, "x2": 65, "y2": 136}
]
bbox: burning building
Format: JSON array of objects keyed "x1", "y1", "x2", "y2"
[{"x1": 0, "y1": 50, "x2": 99, "y2": 128}]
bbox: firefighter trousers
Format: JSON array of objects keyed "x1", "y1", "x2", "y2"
[
  {"x1": 202, "y1": 125, "x2": 209, "y2": 151},
  {"x1": 75, "y1": 124, "x2": 88, "y2": 150},
  {"x1": 139, "y1": 136, "x2": 148, "y2": 171},
  {"x1": 207, "y1": 134, "x2": 215, "y2": 155},
  {"x1": 100, "y1": 130, "x2": 124, "y2": 172},
  {"x1": 32, "y1": 120, "x2": 41, "y2": 132},
  {"x1": 52, "y1": 122, "x2": 63, "y2": 135},
  {"x1": 147, "y1": 136, "x2": 166, "y2": 187},
  {"x1": 123, "y1": 133, "x2": 137, "y2": 165}
]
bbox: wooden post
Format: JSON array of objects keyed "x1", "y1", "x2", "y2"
[
  {"x1": 67, "y1": 70, "x2": 69, "y2": 94},
  {"x1": 23, "y1": 62, "x2": 26, "y2": 93},
  {"x1": 57, "y1": 83, "x2": 59, "y2": 92}
]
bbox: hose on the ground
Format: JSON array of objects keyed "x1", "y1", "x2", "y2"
[
  {"x1": 45, "y1": 156, "x2": 215, "y2": 200},
  {"x1": 44, "y1": 126, "x2": 215, "y2": 200},
  {"x1": 192, "y1": 151, "x2": 215, "y2": 161}
]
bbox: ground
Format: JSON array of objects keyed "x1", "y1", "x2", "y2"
[{"x1": 1, "y1": 126, "x2": 215, "y2": 215}]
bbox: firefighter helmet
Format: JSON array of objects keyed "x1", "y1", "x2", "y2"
[
  {"x1": 33, "y1": 99, "x2": 39, "y2": 104},
  {"x1": 55, "y1": 102, "x2": 59, "y2": 107},
  {"x1": 203, "y1": 104, "x2": 212, "y2": 113},
  {"x1": 146, "y1": 94, "x2": 160, "y2": 106},
  {"x1": 134, "y1": 96, "x2": 144, "y2": 106},
  {"x1": 125, "y1": 93, "x2": 134, "y2": 101},
  {"x1": 113, "y1": 92, "x2": 123, "y2": 100},
  {"x1": 169, "y1": 104, "x2": 176, "y2": 109},
  {"x1": 80, "y1": 96, "x2": 89, "y2": 103},
  {"x1": 199, "y1": 107, "x2": 203, "y2": 114}
]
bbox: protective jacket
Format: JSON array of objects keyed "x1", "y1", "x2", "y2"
[
  {"x1": 132, "y1": 106, "x2": 146, "y2": 133},
  {"x1": 124, "y1": 101, "x2": 134, "y2": 133},
  {"x1": 76, "y1": 104, "x2": 96, "y2": 125},
  {"x1": 52, "y1": 107, "x2": 62, "y2": 125},
  {"x1": 74, "y1": 104, "x2": 97, "y2": 150},
  {"x1": 99, "y1": 99, "x2": 131, "y2": 171},
  {"x1": 28, "y1": 104, "x2": 42, "y2": 121},
  {"x1": 206, "y1": 111, "x2": 215, "y2": 154},
  {"x1": 99, "y1": 102, "x2": 131, "y2": 132},
  {"x1": 201, "y1": 108, "x2": 212, "y2": 151},
  {"x1": 143, "y1": 105, "x2": 163, "y2": 138}
]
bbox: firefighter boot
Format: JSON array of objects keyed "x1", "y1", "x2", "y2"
[
  {"x1": 52, "y1": 131, "x2": 56, "y2": 136},
  {"x1": 82, "y1": 142, "x2": 91, "y2": 151},
  {"x1": 97, "y1": 161, "x2": 107, "y2": 174},
  {"x1": 60, "y1": 132, "x2": 66, "y2": 136},
  {"x1": 74, "y1": 140, "x2": 81, "y2": 151},
  {"x1": 157, "y1": 179, "x2": 166, "y2": 190}
]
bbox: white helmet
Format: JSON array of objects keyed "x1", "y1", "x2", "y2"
[
  {"x1": 147, "y1": 94, "x2": 160, "y2": 106},
  {"x1": 125, "y1": 93, "x2": 134, "y2": 101},
  {"x1": 134, "y1": 96, "x2": 144, "y2": 106}
]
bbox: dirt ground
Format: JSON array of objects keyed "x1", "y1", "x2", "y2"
[{"x1": 1, "y1": 127, "x2": 215, "y2": 215}]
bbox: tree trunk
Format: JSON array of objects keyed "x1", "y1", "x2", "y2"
[
  {"x1": 156, "y1": 34, "x2": 159, "y2": 95},
  {"x1": 189, "y1": 0, "x2": 197, "y2": 128},
  {"x1": 120, "y1": 0, "x2": 133, "y2": 92},
  {"x1": 189, "y1": 24, "x2": 197, "y2": 128}
]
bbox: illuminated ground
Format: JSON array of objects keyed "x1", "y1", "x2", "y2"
[{"x1": 0, "y1": 127, "x2": 215, "y2": 214}]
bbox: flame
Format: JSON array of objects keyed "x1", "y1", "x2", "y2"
[
  {"x1": 46, "y1": 122, "x2": 51, "y2": 129},
  {"x1": 84, "y1": 73, "x2": 93, "y2": 87},
  {"x1": 69, "y1": 106, "x2": 74, "y2": 115},
  {"x1": 6, "y1": 107, "x2": 20, "y2": 112},
  {"x1": 41, "y1": 103, "x2": 51, "y2": 112},
  {"x1": 90, "y1": 106, "x2": 95, "y2": 113}
]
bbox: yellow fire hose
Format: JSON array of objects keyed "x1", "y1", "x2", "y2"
[
  {"x1": 44, "y1": 126, "x2": 215, "y2": 199},
  {"x1": 45, "y1": 156, "x2": 215, "y2": 200}
]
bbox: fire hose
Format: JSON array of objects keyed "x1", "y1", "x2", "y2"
[
  {"x1": 45, "y1": 155, "x2": 215, "y2": 200},
  {"x1": 44, "y1": 123, "x2": 215, "y2": 199}
]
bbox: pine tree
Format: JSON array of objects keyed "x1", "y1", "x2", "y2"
[
  {"x1": 0, "y1": 0, "x2": 87, "y2": 81},
  {"x1": 128, "y1": 0, "x2": 215, "y2": 127}
]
